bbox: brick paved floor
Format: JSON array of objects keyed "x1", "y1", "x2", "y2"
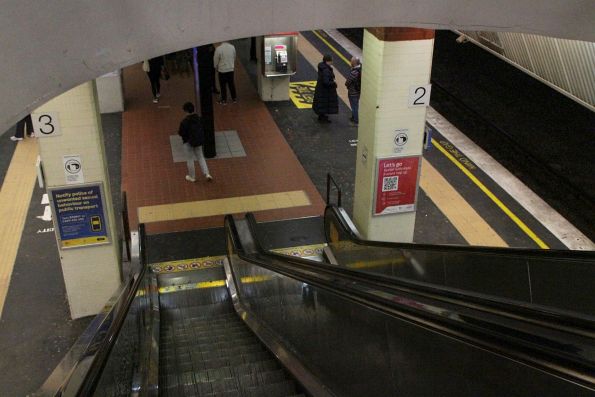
[{"x1": 121, "y1": 60, "x2": 325, "y2": 234}]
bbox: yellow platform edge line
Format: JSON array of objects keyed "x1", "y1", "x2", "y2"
[
  {"x1": 432, "y1": 138, "x2": 549, "y2": 249},
  {"x1": 312, "y1": 30, "x2": 351, "y2": 65},
  {"x1": 138, "y1": 190, "x2": 310, "y2": 224},
  {"x1": 0, "y1": 139, "x2": 39, "y2": 318}
]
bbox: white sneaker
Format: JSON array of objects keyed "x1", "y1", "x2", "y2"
[
  {"x1": 153, "y1": 97, "x2": 159, "y2": 103},
  {"x1": 185, "y1": 175, "x2": 196, "y2": 182},
  {"x1": 156, "y1": 93, "x2": 161, "y2": 98},
  {"x1": 206, "y1": 174, "x2": 213, "y2": 182},
  {"x1": 10, "y1": 136, "x2": 23, "y2": 141}
]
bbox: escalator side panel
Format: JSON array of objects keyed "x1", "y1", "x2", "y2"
[
  {"x1": 325, "y1": 206, "x2": 595, "y2": 316},
  {"x1": 231, "y1": 257, "x2": 595, "y2": 397}
]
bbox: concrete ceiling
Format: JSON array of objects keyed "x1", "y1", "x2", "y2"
[{"x1": 1, "y1": 0, "x2": 594, "y2": 133}]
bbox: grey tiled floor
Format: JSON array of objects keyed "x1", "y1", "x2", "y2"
[{"x1": 170, "y1": 130, "x2": 246, "y2": 162}]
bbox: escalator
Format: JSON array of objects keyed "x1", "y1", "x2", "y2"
[
  {"x1": 158, "y1": 266, "x2": 306, "y2": 396},
  {"x1": 37, "y1": 208, "x2": 595, "y2": 396}
]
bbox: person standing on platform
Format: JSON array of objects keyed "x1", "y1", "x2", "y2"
[
  {"x1": 345, "y1": 57, "x2": 362, "y2": 125},
  {"x1": 10, "y1": 114, "x2": 34, "y2": 141},
  {"x1": 313, "y1": 54, "x2": 338, "y2": 123},
  {"x1": 143, "y1": 56, "x2": 166, "y2": 103},
  {"x1": 178, "y1": 102, "x2": 213, "y2": 183},
  {"x1": 213, "y1": 42, "x2": 237, "y2": 105}
]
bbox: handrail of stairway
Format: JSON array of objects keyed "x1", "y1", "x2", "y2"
[
  {"x1": 35, "y1": 224, "x2": 149, "y2": 397},
  {"x1": 237, "y1": 213, "x2": 595, "y2": 389},
  {"x1": 326, "y1": 173, "x2": 342, "y2": 207}
]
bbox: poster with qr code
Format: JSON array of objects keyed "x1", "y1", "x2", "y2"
[{"x1": 374, "y1": 156, "x2": 421, "y2": 215}]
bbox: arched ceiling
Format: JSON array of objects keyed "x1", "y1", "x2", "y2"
[{"x1": 1, "y1": 0, "x2": 594, "y2": 133}]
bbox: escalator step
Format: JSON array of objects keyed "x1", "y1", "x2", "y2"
[
  {"x1": 238, "y1": 369, "x2": 288, "y2": 389},
  {"x1": 245, "y1": 380, "x2": 297, "y2": 397}
]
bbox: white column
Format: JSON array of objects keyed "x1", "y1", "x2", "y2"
[
  {"x1": 95, "y1": 70, "x2": 124, "y2": 113},
  {"x1": 353, "y1": 28, "x2": 434, "y2": 242},
  {"x1": 35, "y1": 81, "x2": 121, "y2": 319}
]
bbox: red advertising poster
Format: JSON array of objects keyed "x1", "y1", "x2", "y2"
[{"x1": 374, "y1": 156, "x2": 421, "y2": 215}]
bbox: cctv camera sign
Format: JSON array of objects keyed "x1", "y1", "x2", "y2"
[{"x1": 63, "y1": 155, "x2": 84, "y2": 184}]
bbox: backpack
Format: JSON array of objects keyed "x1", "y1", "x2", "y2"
[{"x1": 187, "y1": 116, "x2": 205, "y2": 147}]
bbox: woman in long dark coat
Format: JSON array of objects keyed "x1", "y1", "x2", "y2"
[{"x1": 312, "y1": 54, "x2": 339, "y2": 123}]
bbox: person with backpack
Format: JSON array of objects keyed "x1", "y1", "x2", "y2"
[
  {"x1": 345, "y1": 57, "x2": 362, "y2": 125},
  {"x1": 178, "y1": 102, "x2": 213, "y2": 182}
]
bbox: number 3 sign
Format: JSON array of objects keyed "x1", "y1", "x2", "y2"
[
  {"x1": 408, "y1": 84, "x2": 432, "y2": 107},
  {"x1": 32, "y1": 112, "x2": 62, "y2": 137}
]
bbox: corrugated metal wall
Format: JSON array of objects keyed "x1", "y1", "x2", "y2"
[{"x1": 460, "y1": 31, "x2": 595, "y2": 111}]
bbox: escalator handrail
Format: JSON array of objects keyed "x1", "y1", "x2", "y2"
[
  {"x1": 232, "y1": 215, "x2": 595, "y2": 388},
  {"x1": 37, "y1": 224, "x2": 150, "y2": 397},
  {"x1": 245, "y1": 212, "x2": 595, "y2": 333},
  {"x1": 325, "y1": 205, "x2": 595, "y2": 259},
  {"x1": 74, "y1": 223, "x2": 150, "y2": 396}
]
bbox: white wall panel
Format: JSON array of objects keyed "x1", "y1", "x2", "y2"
[{"x1": 460, "y1": 30, "x2": 595, "y2": 110}]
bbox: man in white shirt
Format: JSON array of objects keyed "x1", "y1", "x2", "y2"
[{"x1": 213, "y1": 42, "x2": 237, "y2": 104}]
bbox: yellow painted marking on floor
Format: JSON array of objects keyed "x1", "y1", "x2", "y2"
[
  {"x1": 420, "y1": 159, "x2": 507, "y2": 247},
  {"x1": 300, "y1": 33, "x2": 506, "y2": 247},
  {"x1": 348, "y1": 257, "x2": 406, "y2": 270},
  {"x1": 159, "y1": 280, "x2": 226, "y2": 294},
  {"x1": 289, "y1": 81, "x2": 316, "y2": 109},
  {"x1": 432, "y1": 138, "x2": 549, "y2": 249},
  {"x1": 312, "y1": 30, "x2": 351, "y2": 66},
  {"x1": 0, "y1": 139, "x2": 39, "y2": 318},
  {"x1": 138, "y1": 190, "x2": 310, "y2": 223},
  {"x1": 240, "y1": 275, "x2": 272, "y2": 283},
  {"x1": 159, "y1": 276, "x2": 273, "y2": 294}
]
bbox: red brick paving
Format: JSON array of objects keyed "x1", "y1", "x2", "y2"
[{"x1": 121, "y1": 61, "x2": 325, "y2": 234}]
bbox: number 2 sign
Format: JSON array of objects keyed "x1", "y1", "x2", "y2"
[
  {"x1": 32, "y1": 112, "x2": 62, "y2": 137},
  {"x1": 408, "y1": 84, "x2": 432, "y2": 107}
]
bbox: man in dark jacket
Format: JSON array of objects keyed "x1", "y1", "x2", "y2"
[
  {"x1": 345, "y1": 57, "x2": 362, "y2": 125},
  {"x1": 147, "y1": 56, "x2": 165, "y2": 103},
  {"x1": 178, "y1": 102, "x2": 213, "y2": 182},
  {"x1": 312, "y1": 54, "x2": 338, "y2": 123}
]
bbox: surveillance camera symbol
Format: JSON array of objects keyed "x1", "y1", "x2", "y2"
[{"x1": 65, "y1": 159, "x2": 81, "y2": 174}]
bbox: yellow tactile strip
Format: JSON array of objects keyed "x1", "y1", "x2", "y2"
[
  {"x1": 138, "y1": 190, "x2": 311, "y2": 224},
  {"x1": 298, "y1": 33, "x2": 507, "y2": 248},
  {"x1": 0, "y1": 139, "x2": 39, "y2": 318}
]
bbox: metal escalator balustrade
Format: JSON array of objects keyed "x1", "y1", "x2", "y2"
[
  {"x1": 322, "y1": 204, "x2": 595, "y2": 317},
  {"x1": 38, "y1": 212, "x2": 595, "y2": 396},
  {"x1": 228, "y1": 214, "x2": 595, "y2": 396}
]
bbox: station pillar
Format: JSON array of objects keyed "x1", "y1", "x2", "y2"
[
  {"x1": 353, "y1": 28, "x2": 435, "y2": 242},
  {"x1": 34, "y1": 81, "x2": 121, "y2": 319}
]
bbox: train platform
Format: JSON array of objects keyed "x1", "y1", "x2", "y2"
[{"x1": 0, "y1": 30, "x2": 593, "y2": 395}]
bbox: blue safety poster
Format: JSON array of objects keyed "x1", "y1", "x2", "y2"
[{"x1": 50, "y1": 183, "x2": 110, "y2": 248}]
